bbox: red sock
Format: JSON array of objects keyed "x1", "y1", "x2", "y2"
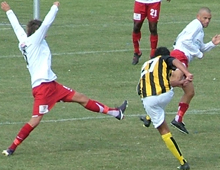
[
  {"x1": 132, "y1": 32, "x2": 141, "y2": 54},
  {"x1": 176, "y1": 103, "x2": 189, "y2": 122},
  {"x1": 9, "y1": 123, "x2": 34, "y2": 151},
  {"x1": 150, "y1": 49, "x2": 156, "y2": 58},
  {"x1": 85, "y1": 99, "x2": 115, "y2": 114},
  {"x1": 150, "y1": 34, "x2": 158, "y2": 57}
]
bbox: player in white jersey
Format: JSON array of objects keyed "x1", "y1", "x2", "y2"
[
  {"x1": 1, "y1": 1, "x2": 128, "y2": 156},
  {"x1": 169, "y1": 7, "x2": 220, "y2": 134},
  {"x1": 132, "y1": 0, "x2": 171, "y2": 65}
]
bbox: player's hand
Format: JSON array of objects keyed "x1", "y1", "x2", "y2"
[
  {"x1": 181, "y1": 75, "x2": 193, "y2": 87},
  {"x1": 1, "y1": 1, "x2": 10, "y2": 12},
  {"x1": 185, "y1": 73, "x2": 193, "y2": 82},
  {"x1": 181, "y1": 79, "x2": 188, "y2": 87},
  {"x1": 212, "y1": 34, "x2": 220, "y2": 45},
  {"x1": 53, "y1": 1, "x2": 60, "y2": 7}
]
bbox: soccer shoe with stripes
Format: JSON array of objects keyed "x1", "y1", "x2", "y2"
[
  {"x1": 2, "y1": 149, "x2": 14, "y2": 156},
  {"x1": 140, "y1": 115, "x2": 151, "y2": 127},
  {"x1": 115, "y1": 100, "x2": 128, "y2": 120},
  {"x1": 132, "y1": 52, "x2": 142, "y2": 65},
  {"x1": 177, "y1": 162, "x2": 190, "y2": 170},
  {"x1": 171, "y1": 119, "x2": 189, "y2": 134}
]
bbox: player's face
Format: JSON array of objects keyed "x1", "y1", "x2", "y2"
[{"x1": 197, "y1": 12, "x2": 211, "y2": 28}]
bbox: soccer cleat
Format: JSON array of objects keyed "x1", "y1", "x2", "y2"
[
  {"x1": 116, "y1": 100, "x2": 128, "y2": 120},
  {"x1": 171, "y1": 119, "x2": 189, "y2": 134},
  {"x1": 2, "y1": 149, "x2": 14, "y2": 156},
  {"x1": 132, "y1": 52, "x2": 142, "y2": 65},
  {"x1": 140, "y1": 115, "x2": 151, "y2": 127},
  {"x1": 177, "y1": 162, "x2": 190, "y2": 170}
]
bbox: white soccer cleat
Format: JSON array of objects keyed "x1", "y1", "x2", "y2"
[{"x1": 2, "y1": 149, "x2": 14, "y2": 156}]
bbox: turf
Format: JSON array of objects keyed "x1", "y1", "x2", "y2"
[{"x1": 0, "y1": 0, "x2": 220, "y2": 169}]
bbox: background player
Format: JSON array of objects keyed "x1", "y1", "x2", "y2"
[{"x1": 132, "y1": 0, "x2": 171, "y2": 65}]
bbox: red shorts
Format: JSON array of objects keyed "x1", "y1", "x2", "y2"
[
  {"x1": 133, "y1": 1, "x2": 161, "y2": 22},
  {"x1": 170, "y1": 50, "x2": 189, "y2": 68},
  {"x1": 32, "y1": 81, "x2": 75, "y2": 117}
]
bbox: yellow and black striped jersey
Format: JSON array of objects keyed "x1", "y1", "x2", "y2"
[{"x1": 137, "y1": 55, "x2": 176, "y2": 98}]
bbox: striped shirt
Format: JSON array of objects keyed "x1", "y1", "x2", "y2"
[{"x1": 137, "y1": 55, "x2": 175, "y2": 98}]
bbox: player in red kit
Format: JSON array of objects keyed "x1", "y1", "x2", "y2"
[
  {"x1": 169, "y1": 7, "x2": 220, "y2": 134},
  {"x1": 1, "y1": 1, "x2": 128, "y2": 156},
  {"x1": 132, "y1": 0, "x2": 171, "y2": 65}
]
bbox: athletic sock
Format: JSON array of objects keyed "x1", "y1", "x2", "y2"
[
  {"x1": 150, "y1": 34, "x2": 158, "y2": 57},
  {"x1": 150, "y1": 49, "x2": 156, "y2": 58},
  {"x1": 85, "y1": 99, "x2": 119, "y2": 117},
  {"x1": 9, "y1": 123, "x2": 34, "y2": 151},
  {"x1": 162, "y1": 132, "x2": 187, "y2": 165},
  {"x1": 132, "y1": 32, "x2": 141, "y2": 54},
  {"x1": 175, "y1": 102, "x2": 189, "y2": 122}
]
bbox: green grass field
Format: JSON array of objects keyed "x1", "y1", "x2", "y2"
[{"x1": 0, "y1": 0, "x2": 220, "y2": 169}]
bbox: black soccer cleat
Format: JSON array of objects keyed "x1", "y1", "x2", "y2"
[
  {"x1": 140, "y1": 115, "x2": 151, "y2": 127},
  {"x1": 115, "y1": 100, "x2": 128, "y2": 120},
  {"x1": 171, "y1": 119, "x2": 189, "y2": 134},
  {"x1": 132, "y1": 52, "x2": 142, "y2": 65},
  {"x1": 177, "y1": 162, "x2": 190, "y2": 170}
]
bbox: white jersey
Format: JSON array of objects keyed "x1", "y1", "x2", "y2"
[
  {"x1": 135, "y1": 0, "x2": 161, "y2": 4},
  {"x1": 6, "y1": 5, "x2": 58, "y2": 88},
  {"x1": 173, "y1": 19, "x2": 215, "y2": 63}
]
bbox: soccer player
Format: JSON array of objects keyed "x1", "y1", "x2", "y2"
[
  {"x1": 1, "y1": 1, "x2": 128, "y2": 156},
  {"x1": 169, "y1": 7, "x2": 220, "y2": 134},
  {"x1": 132, "y1": 0, "x2": 171, "y2": 65},
  {"x1": 138, "y1": 47, "x2": 192, "y2": 170}
]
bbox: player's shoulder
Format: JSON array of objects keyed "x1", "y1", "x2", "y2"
[
  {"x1": 160, "y1": 55, "x2": 175, "y2": 64},
  {"x1": 160, "y1": 55, "x2": 173, "y2": 59},
  {"x1": 188, "y1": 19, "x2": 203, "y2": 29}
]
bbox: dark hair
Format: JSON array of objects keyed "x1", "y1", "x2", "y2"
[
  {"x1": 154, "y1": 47, "x2": 170, "y2": 57},
  {"x1": 27, "y1": 19, "x2": 42, "y2": 37}
]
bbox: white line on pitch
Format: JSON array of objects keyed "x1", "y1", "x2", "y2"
[
  {"x1": 0, "y1": 108, "x2": 219, "y2": 126},
  {"x1": 0, "y1": 48, "x2": 151, "y2": 59}
]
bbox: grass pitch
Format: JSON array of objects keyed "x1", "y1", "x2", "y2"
[{"x1": 0, "y1": 0, "x2": 220, "y2": 169}]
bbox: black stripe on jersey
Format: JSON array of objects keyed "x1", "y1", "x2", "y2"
[
  {"x1": 137, "y1": 82, "x2": 141, "y2": 95},
  {"x1": 149, "y1": 61, "x2": 156, "y2": 96},
  {"x1": 158, "y1": 58, "x2": 166, "y2": 93},
  {"x1": 142, "y1": 72, "x2": 147, "y2": 98},
  {"x1": 166, "y1": 69, "x2": 172, "y2": 90}
]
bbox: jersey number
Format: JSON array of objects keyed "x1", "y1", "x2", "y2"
[
  {"x1": 140, "y1": 57, "x2": 158, "y2": 77},
  {"x1": 150, "y1": 9, "x2": 158, "y2": 18},
  {"x1": 20, "y1": 44, "x2": 28, "y2": 65}
]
